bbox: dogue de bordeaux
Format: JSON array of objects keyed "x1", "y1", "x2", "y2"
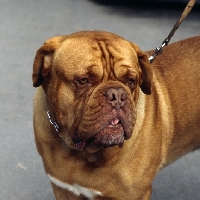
[{"x1": 32, "y1": 31, "x2": 200, "y2": 200}]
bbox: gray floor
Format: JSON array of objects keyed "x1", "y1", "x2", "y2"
[{"x1": 0, "y1": 0, "x2": 200, "y2": 199}]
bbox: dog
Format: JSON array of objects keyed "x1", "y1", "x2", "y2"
[{"x1": 32, "y1": 31, "x2": 200, "y2": 200}]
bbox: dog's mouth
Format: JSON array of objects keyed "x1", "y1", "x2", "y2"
[{"x1": 72, "y1": 118, "x2": 125, "y2": 151}]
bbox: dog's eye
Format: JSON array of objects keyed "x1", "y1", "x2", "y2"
[
  {"x1": 127, "y1": 78, "x2": 136, "y2": 89},
  {"x1": 77, "y1": 78, "x2": 89, "y2": 85}
]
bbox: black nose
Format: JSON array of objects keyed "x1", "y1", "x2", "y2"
[{"x1": 105, "y1": 88, "x2": 127, "y2": 110}]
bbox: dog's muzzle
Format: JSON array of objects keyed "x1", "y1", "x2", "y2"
[{"x1": 72, "y1": 87, "x2": 133, "y2": 151}]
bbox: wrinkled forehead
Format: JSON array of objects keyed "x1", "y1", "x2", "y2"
[
  {"x1": 54, "y1": 37, "x2": 103, "y2": 70},
  {"x1": 53, "y1": 36, "x2": 139, "y2": 79}
]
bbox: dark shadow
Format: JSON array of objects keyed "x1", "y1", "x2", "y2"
[{"x1": 89, "y1": 0, "x2": 200, "y2": 11}]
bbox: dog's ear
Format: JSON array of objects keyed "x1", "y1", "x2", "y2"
[
  {"x1": 132, "y1": 44, "x2": 153, "y2": 95},
  {"x1": 32, "y1": 36, "x2": 65, "y2": 87}
]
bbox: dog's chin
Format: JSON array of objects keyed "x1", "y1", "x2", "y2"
[{"x1": 71, "y1": 123, "x2": 125, "y2": 154}]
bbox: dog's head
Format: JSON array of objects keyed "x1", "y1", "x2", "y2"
[{"x1": 32, "y1": 31, "x2": 152, "y2": 153}]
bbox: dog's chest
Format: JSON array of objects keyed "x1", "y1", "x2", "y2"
[{"x1": 48, "y1": 174, "x2": 102, "y2": 200}]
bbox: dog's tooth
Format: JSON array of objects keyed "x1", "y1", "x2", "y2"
[{"x1": 111, "y1": 118, "x2": 119, "y2": 125}]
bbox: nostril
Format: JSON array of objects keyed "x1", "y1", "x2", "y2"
[
  {"x1": 105, "y1": 88, "x2": 118, "y2": 101},
  {"x1": 118, "y1": 87, "x2": 126, "y2": 98},
  {"x1": 105, "y1": 88, "x2": 127, "y2": 109},
  {"x1": 112, "y1": 93, "x2": 117, "y2": 101},
  {"x1": 120, "y1": 90, "x2": 127, "y2": 102}
]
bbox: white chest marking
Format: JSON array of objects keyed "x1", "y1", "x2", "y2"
[{"x1": 48, "y1": 174, "x2": 102, "y2": 200}]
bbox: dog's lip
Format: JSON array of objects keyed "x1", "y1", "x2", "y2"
[
  {"x1": 72, "y1": 117, "x2": 126, "y2": 151},
  {"x1": 72, "y1": 140, "x2": 86, "y2": 151},
  {"x1": 92, "y1": 123, "x2": 125, "y2": 146}
]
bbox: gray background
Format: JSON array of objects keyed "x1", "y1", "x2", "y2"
[{"x1": 0, "y1": 0, "x2": 200, "y2": 199}]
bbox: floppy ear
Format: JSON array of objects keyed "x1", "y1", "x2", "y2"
[
  {"x1": 132, "y1": 44, "x2": 153, "y2": 95},
  {"x1": 32, "y1": 36, "x2": 65, "y2": 87}
]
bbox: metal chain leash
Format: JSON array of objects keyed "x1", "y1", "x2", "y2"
[{"x1": 149, "y1": 0, "x2": 197, "y2": 64}]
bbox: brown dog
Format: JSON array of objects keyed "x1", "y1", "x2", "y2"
[{"x1": 32, "y1": 31, "x2": 200, "y2": 200}]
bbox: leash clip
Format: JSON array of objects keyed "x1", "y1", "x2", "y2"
[
  {"x1": 47, "y1": 110, "x2": 59, "y2": 132},
  {"x1": 149, "y1": 38, "x2": 169, "y2": 64},
  {"x1": 149, "y1": 46, "x2": 163, "y2": 64}
]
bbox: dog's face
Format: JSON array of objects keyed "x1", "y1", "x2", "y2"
[{"x1": 33, "y1": 31, "x2": 152, "y2": 153}]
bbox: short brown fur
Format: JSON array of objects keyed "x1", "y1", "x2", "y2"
[{"x1": 33, "y1": 31, "x2": 200, "y2": 200}]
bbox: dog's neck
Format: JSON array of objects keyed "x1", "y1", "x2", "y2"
[
  {"x1": 43, "y1": 90, "x2": 68, "y2": 145},
  {"x1": 75, "y1": 145, "x2": 124, "y2": 168},
  {"x1": 45, "y1": 105, "x2": 121, "y2": 167}
]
